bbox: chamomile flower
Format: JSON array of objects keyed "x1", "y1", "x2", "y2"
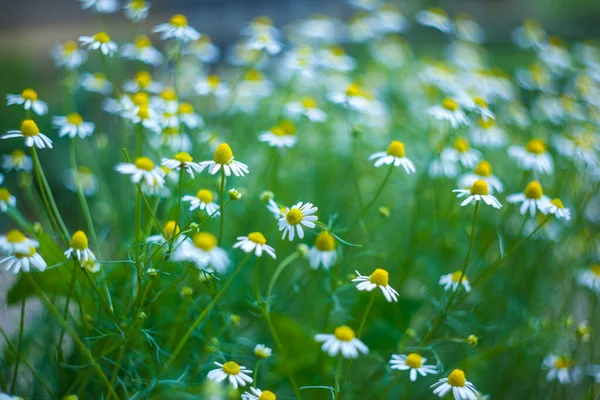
[
  {"x1": 259, "y1": 122, "x2": 297, "y2": 148},
  {"x1": 440, "y1": 271, "x2": 471, "y2": 292},
  {"x1": 0, "y1": 230, "x2": 38, "y2": 254},
  {"x1": 512, "y1": 19, "x2": 546, "y2": 49},
  {"x1": 506, "y1": 181, "x2": 551, "y2": 217},
  {"x1": 416, "y1": 8, "x2": 454, "y2": 34},
  {"x1": 431, "y1": 369, "x2": 479, "y2": 400},
  {"x1": 428, "y1": 98, "x2": 470, "y2": 128},
  {"x1": 352, "y1": 268, "x2": 399, "y2": 302},
  {"x1": 120, "y1": 35, "x2": 163, "y2": 66},
  {"x1": 194, "y1": 75, "x2": 230, "y2": 98},
  {"x1": 182, "y1": 189, "x2": 220, "y2": 216},
  {"x1": 0, "y1": 188, "x2": 16, "y2": 212},
  {"x1": 182, "y1": 232, "x2": 230, "y2": 273},
  {"x1": 577, "y1": 264, "x2": 600, "y2": 293},
  {"x1": 242, "y1": 388, "x2": 276, "y2": 400},
  {"x1": 80, "y1": 73, "x2": 113, "y2": 95},
  {"x1": 123, "y1": 71, "x2": 163, "y2": 93},
  {"x1": 328, "y1": 83, "x2": 371, "y2": 113},
  {"x1": 469, "y1": 118, "x2": 507, "y2": 148},
  {"x1": 153, "y1": 14, "x2": 200, "y2": 42},
  {"x1": 178, "y1": 103, "x2": 204, "y2": 129},
  {"x1": 546, "y1": 198, "x2": 571, "y2": 221},
  {"x1": 1, "y1": 246, "x2": 47, "y2": 274},
  {"x1": 389, "y1": 353, "x2": 438, "y2": 381},
  {"x1": 50, "y1": 40, "x2": 87, "y2": 69},
  {"x1": 79, "y1": 0, "x2": 118, "y2": 13},
  {"x1": 161, "y1": 152, "x2": 204, "y2": 178},
  {"x1": 540, "y1": 36, "x2": 572, "y2": 73},
  {"x1": 115, "y1": 156, "x2": 165, "y2": 186},
  {"x1": 319, "y1": 46, "x2": 356, "y2": 72},
  {"x1": 123, "y1": 0, "x2": 150, "y2": 22},
  {"x1": 373, "y1": 4, "x2": 408, "y2": 34},
  {"x1": 233, "y1": 232, "x2": 276, "y2": 258},
  {"x1": 285, "y1": 97, "x2": 327, "y2": 122},
  {"x1": 52, "y1": 113, "x2": 95, "y2": 139},
  {"x1": 368, "y1": 140, "x2": 416, "y2": 173},
  {"x1": 64, "y1": 231, "x2": 96, "y2": 263},
  {"x1": 543, "y1": 355, "x2": 582, "y2": 384},
  {"x1": 442, "y1": 138, "x2": 482, "y2": 168},
  {"x1": 245, "y1": 31, "x2": 282, "y2": 55},
  {"x1": 64, "y1": 166, "x2": 99, "y2": 196},
  {"x1": 458, "y1": 161, "x2": 504, "y2": 194},
  {"x1": 146, "y1": 220, "x2": 182, "y2": 247},
  {"x1": 2, "y1": 149, "x2": 32, "y2": 172},
  {"x1": 267, "y1": 198, "x2": 286, "y2": 219},
  {"x1": 185, "y1": 35, "x2": 220, "y2": 63},
  {"x1": 508, "y1": 139, "x2": 554, "y2": 174},
  {"x1": 6, "y1": 89, "x2": 48, "y2": 115},
  {"x1": 453, "y1": 179, "x2": 502, "y2": 209},
  {"x1": 308, "y1": 231, "x2": 337, "y2": 270},
  {"x1": 207, "y1": 361, "x2": 253, "y2": 389},
  {"x1": 3, "y1": 120, "x2": 53, "y2": 149},
  {"x1": 199, "y1": 143, "x2": 249, "y2": 177},
  {"x1": 315, "y1": 325, "x2": 368, "y2": 359},
  {"x1": 79, "y1": 32, "x2": 118, "y2": 56},
  {"x1": 455, "y1": 13, "x2": 485, "y2": 43},
  {"x1": 254, "y1": 344, "x2": 272, "y2": 359},
  {"x1": 278, "y1": 202, "x2": 318, "y2": 241}
]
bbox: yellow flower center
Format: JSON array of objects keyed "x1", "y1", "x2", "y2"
[
  {"x1": 474, "y1": 161, "x2": 492, "y2": 177},
  {"x1": 550, "y1": 35, "x2": 564, "y2": 47},
  {"x1": 207, "y1": 75, "x2": 220, "y2": 87},
  {"x1": 473, "y1": 97, "x2": 488, "y2": 108},
  {"x1": 553, "y1": 357, "x2": 570, "y2": 369},
  {"x1": 16, "y1": 246, "x2": 37, "y2": 259},
  {"x1": 369, "y1": 268, "x2": 389, "y2": 286},
  {"x1": 135, "y1": 35, "x2": 152, "y2": 48},
  {"x1": 134, "y1": 157, "x2": 155, "y2": 171},
  {"x1": 245, "y1": 69, "x2": 263, "y2": 82},
  {"x1": 405, "y1": 353, "x2": 423, "y2": 368},
  {"x1": 170, "y1": 14, "x2": 188, "y2": 27},
  {"x1": 315, "y1": 231, "x2": 335, "y2": 251},
  {"x1": 429, "y1": 7, "x2": 447, "y2": 16},
  {"x1": 63, "y1": 41, "x2": 78, "y2": 54},
  {"x1": 163, "y1": 220, "x2": 180, "y2": 239},
  {"x1": 301, "y1": 97, "x2": 317, "y2": 108},
  {"x1": 78, "y1": 166, "x2": 92, "y2": 175},
  {"x1": 174, "y1": 152, "x2": 193, "y2": 163},
  {"x1": 442, "y1": 98, "x2": 458, "y2": 111},
  {"x1": 591, "y1": 265, "x2": 600, "y2": 277},
  {"x1": 524, "y1": 181, "x2": 543, "y2": 199},
  {"x1": 196, "y1": 189, "x2": 213, "y2": 203},
  {"x1": 271, "y1": 126, "x2": 287, "y2": 137},
  {"x1": 470, "y1": 179, "x2": 489, "y2": 195},
  {"x1": 11, "y1": 149, "x2": 25, "y2": 161},
  {"x1": 67, "y1": 113, "x2": 83, "y2": 126},
  {"x1": 192, "y1": 232, "x2": 217, "y2": 251},
  {"x1": 21, "y1": 88, "x2": 38, "y2": 101},
  {"x1": 525, "y1": 138, "x2": 547, "y2": 155},
  {"x1": 20, "y1": 120, "x2": 40, "y2": 137},
  {"x1": 6, "y1": 230, "x2": 26, "y2": 243},
  {"x1": 447, "y1": 369, "x2": 466, "y2": 387},
  {"x1": 334, "y1": 325, "x2": 356, "y2": 342},
  {"x1": 248, "y1": 232, "x2": 267, "y2": 245},
  {"x1": 137, "y1": 105, "x2": 150, "y2": 120},
  {"x1": 451, "y1": 271, "x2": 467, "y2": 283},
  {"x1": 286, "y1": 208, "x2": 303, "y2": 225},
  {"x1": 93, "y1": 32, "x2": 111, "y2": 43},
  {"x1": 179, "y1": 102, "x2": 194, "y2": 114},
  {"x1": 93, "y1": 72, "x2": 107, "y2": 81},
  {"x1": 135, "y1": 71, "x2": 152, "y2": 88},
  {"x1": 222, "y1": 361, "x2": 240, "y2": 375},
  {"x1": 478, "y1": 118, "x2": 495, "y2": 129},
  {"x1": 346, "y1": 83, "x2": 361, "y2": 97},
  {"x1": 258, "y1": 391, "x2": 276, "y2": 400},
  {"x1": 133, "y1": 92, "x2": 149, "y2": 105},
  {"x1": 0, "y1": 188, "x2": 11, "y2": 202},
  {"x1": 213, "y1": 143, "x2": 234, "y2": 165},
  {"x1": 160, "y1": 88, "x2": 177, "y2": 101},
  {"x1": 131, "y1": 0, "x2": 146, "y2": 10},
  {"x1": 254, "y1": 15, "x2": 273, "y2": 26},
  {"x1": 453, "y1": 137, "x2": 470, "y2": 153},
  {"x1": 280, "y1": 120, "x2": 296, "y2": 135},
  {"x1": 386, "y1": 140, "x2": 405, "y2": 158},
  {"x1": 550, "y1": 198, "x2": 564, "y2": 209},
  {"x1": 71, "y1": 231, "x2": 89, "y2": 250}
]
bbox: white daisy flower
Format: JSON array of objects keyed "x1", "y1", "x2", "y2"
[
  {"x1": 259, "y1": 122, "x2": 298, "y2": 148},
  {"x1": 543, "y1": 355, "x2": 582, "y2": 384},
  {"x1": 373, "y1": 4, "x2": 408, "y2": 34},
  {"x1": 242, "y1": 16, "x2": 279, "y2": 37},
  {"x1": 577, "y1": 265, "x2": 600, "y2": 293},
  {"x1": 512, "y1": 19, "x2": 546, "y2": 49},
  {"x1": 3, "y1": 120, "x2": 53, "y2": 149},
  {"x1": 175, "y1": 232, "x2": 230, "y2": 274},
  {"x1": 0, "y1": 188, "x2": 16, "y2": 212},
  {"x1": 439, "y1": 271, "x2": 471, "y2": 292},
  {"x1": 153, "y1": 14, "x2": 200, "y2": 42},
  {"x1": 428, "y1": 98, "x2": 470, "y2": 129},
  {"x1": 123, "y1": 0, "x2": 150, "y2": 22},
  {"x1": 539, "y1": 36, "x2": 572, "y2": 73},
  {"x1": 352, "y1": 268, "x2": 399, "y2": 302},
  {"x1": 52, "y1": 113, "x2": 95, "y2": 139},
  {"x1": 242, "y1": 387, "x2": 276, "y2": 400},
  {"x1": 146, "y1": 220, "x2": 183, "y2": 248},
  {"x1": 458, "y1": 161, "x2": 503, "y2": 194},
  {"x1": 455, "y1": 14, "x2": 485, "y2": 43},
  {"x1": 459, "y1": 96, "x2": 495, "y2": 121},
  {"x1": 6, "y1": 89, "x2": 48, "y2": 115},
  {"x1": 79, "y1": 0, "x2": 119, "y2": 13},
  {"x1": 1, "y1": 245, "x2": 47, "y2": 274},
  {"x1": 441, "y1": 138, "x2": 482, "y2": 169},
  {"x1": 195, "y1": 75, "x2": 230, "y2": 98},
  {"x1": 506, "y1": 181, "x2": 551, "y2": 217},
  {"x1": 123, "y1": 71, "x2": 163, "y2": 94},
  {"x1": 64, "y1": 166, "x2": 99, "y2": 196},
  {"x1": 80, "y1": 73, "x2": 113, "y2": 95},
  {"x1": 233, "y1": 232, "x2": 276, "y2": 259},
  {"x1": 0, "y1": 230, "x2": 38, "y2": 254},
  {"x1": 369, "y1": 140, "x2": 416, "y2": 173},
  {"x1": 508, "y1": 139, "x2": 554, "y2": 174},
  {"x1": 64, "y1": 231, "x2": 96, "y2": 263},
  {"x1": 315, "y1": 325, "x2": 368, "y2": 359},
  {"x1": 182, "y1": 189, "x2": 220, "y2": 216},
  {"x1": 185, "y1": 35, "x2": 220, "y2": 63},
  {"x1": 2, "y1": 149, "x2": 32, "y2": 172},
  {"x1": 546, "y1": 198, "x2": 571, "y2": 221},
  {"x1": 429, "y1": 156, "x2": 459, "y2": 179},
  {"x1": 161, "y1": 152, "x2": 204, "y2": 178},
  {"x1": 50, "y1": 40, "x2": 88, "y2": 70},
  {"x1": 199, "y1": 143, "x2": 249, "y2": 177},
  {"x1": 267, "y1": 198, "x2": 286, "y2": 220},
  {"x1": 328, "y1": 83, "x2": 371, "y2": 113},
  {"x1": 125, "y1": 104, "x2": 161, "y2": 133},
  {"x1": 416, "y1": 8, "x2": 454, "y2": 34},
  {"x1": 206, "y1": 361, "x2": 253, "y2": 389},
  {"x1": 120, "y1": 35, "x2": 164, "y2": 66},
  {"x1": 115, "y1": 156, "x2": 165, "y2": 186},
  {"x1": 79, "y1": 32, "x2": 118, "y2": 56},
  {"x1": 308, "y1": 231, "x2": 337, "y2": 270},
  {"x1": 254, "y1": 344, "x2": 272, "y2": 359},
  {"x1": 278, "y1": 202, "x2": 318, "y2": 241},
  {"x1": 389, "y1": 353, "x2": 438, "y2": 381},
  {"x1": 453, "y1": 179, "x2": 502, "y2": 209},
  {"x1": 319, "y1": 46, "x2": 356, "y2": 72},
  {"x1": 285, "y1": 97, "x2": 327, "y2": 122},
  {"x1": 469, "y1": 118, "x2": 507, "y2": 148},
  {"x1": 245, "y1": 32, "x2": 282, "y2": 55},
  {"x1": 431, "y1": 369, "x2": 479, "y2": 400},
  {"x1": 178, "y1": 103, "x2": 204, "y2": 129}
]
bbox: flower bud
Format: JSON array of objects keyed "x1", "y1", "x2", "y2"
[
  {"x1": 467, "y1": 334, "x2": 478, "y2": 347},
  {"x1": 228, "y1": 188, "x2": 242, "y2": 200}
]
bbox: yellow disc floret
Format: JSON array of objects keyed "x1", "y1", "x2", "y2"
[
  {"x1": 93, "y1": 31, "x2": 111, "y2": 43},
  {"x1": 170, "y1": 14, "x2": 188, "y2": 27},
  {"x1": 207, "y1": 75, "x2": 220, "y2": 87},
  {"x1": 286, "y1": 208, "x2": 303, "y2": 225},
  {"x1": 0, "y1": 188, "x2": 11, "y2": 202},
  {"x1": 405, "y1": 353, "x2": 423, "y2": 368},
  {"x1": 451, "y1": 271, "x2": 467, "y2": 283},
  {"x1": 453, "y1": 137, "x2": 470, "y2": 153},
  {"x1": 179, "y1": 102, "x2": 194, "y2": 114},
  {"x1": 524, "y1": 181, "x2": 543, "y2": 199},
  {"x1": 196, "y1": 189, "x2": 213, "y2": 203},
  {"x1": 553, "y1": 357, "x2": 571, "y2": 369},
  {"x1": 20, "y1": 120, "x2": 40, "y2": 137},
  {"x1": 71, "y1": 231, "x2": 89, "y2": 250},
  {"x1": 163, "y1": 220, "x2": 180, "y2": 239},
  {"x1": 369, "y1": 268, "x2": 389, "y2": 286},
  {"x1": 21, "y1": 88, "x2": 38, "y2": 101},
  {"x1": 302, "y1": 97, "x2": 317, "y2": 108},
  {"x1": 66, "y1": 113, "x2": 83, "y2": 126},
  {"x1": 474, "y1": 161, "x2": 492, "y2": 177},
  {"x1": 470, "y1": 179, "x2": 489, "y2": 195},
  {"x1": 135, "y1": 71, "x2": 152, "y2": 89},
  {"x1": 222, "y1": 361, "x2": 240, "y2": 375},
  {"x1": 447, "y1": 369, "x2": 466, "y2": 387},
  {"x1": 334, "y1": 325, "x2": 356, "y2": 342},
  {"x1": 213, "y1": 143, "x2": 234, "y2": 165},
  {"x1": 550, "y1": 198, "x2": 564, "y2": 209},
  {"x1": 192, "y1": 232, "x2": 217, "y2": 251},
  {"x1": 386, "y1": 140, "x2": 405, "y2": 158},
  {"x1": 591, "y1": 265, "x2": 600, "y2": 277},
  {"x1": 248, "y1": 232, "x2": 267, "y2": 245},
  {"x1": 315, "y1": 231, "x2": 336, "y2": 251},
  {"x1": 442, "y1": 98, "x2": 458, "y2": 111},
  {"x1": 6, "y1": 229, "x2": 26, "y2": 243},
  {"x1": 346, "y1": 83, "x2": 361, "y2": 97},
  {"x1": 135, "y1": 35, "x2": 152, "y2": 48},
  {"x1": 134, "y1": 157, "x2": 155, "y2": 171},
  {"x1": 258, "y1": 391, "x2": 276, "y2": 400},
  {"x1": 174, "y1": 152, "x2": 193, "y2": 163},
  {"x1": 525, "y1": 138, "x2": 547, "y2": 154}
]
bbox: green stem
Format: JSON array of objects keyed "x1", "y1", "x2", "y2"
[
  {"x1": 10, "y1": 295, "x2": 26, "y2": 393},
  {"x1": 218, "y1": 168, "x2": 226, "y2": 246},
  {"x1": 135, "y1": 189, "x2": 142, "y2": 309},
  {"x1": 106, "y1": 342, "x2": 127, "y2": 400},
  {"x1": 252, "y1": 360, "x2": 261, "y2": 388},
  {"x1": 57, "y1": 263, "x2": 78, "y2": 362},
  {"x1": 334, "y1": 354, "x2": 343, "y2": 400},
  {"x1": 357, "y1": 291, "x2": 377, "y2": 338},
  {"x1": 253, "y1": 257, "x2": 261, "y2": 303},
  {"x1": 266, "y1": 252, "x2": 301, "y2": 313}
]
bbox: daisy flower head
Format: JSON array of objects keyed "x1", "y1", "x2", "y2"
[
  {"x1": 369, "y1": 140, "x2": 416, "y2": 173},
  {"x1": 182, "y1": 232, "x2": 230, "y2": 274},
  {"x1": 79, "y1": 0, "x2": 118, "y2": 13},
  {"x1": 3, "y1": 120, "x2": 53, "y2": 149},
  {"x1": 123, "y1": 71, "x2": 163, "y2": 94},
  {"x1": 428, "y1": 98, "x2": 470, "y2": 129},
  {"x1": 153, "y1": 14, "x2": 200, "y2": 42},
  {"x1": 242, "y1": 388, "x2": 276, "y2": 400},
  {"x1": 319, "y1": 45, "x2": 356, "y2": 72},
  {"x1": 329, "y1": 83, "x2": 371, "y2": 113},
  {"x1": 453, "y1": 179, "x2": 502, "y2": 209},
  {"x1": 315, "y1": 325, "x2": 368, "y2": 359},
  {"x1": 416, "y1": 8, "x2": 454, "y2": 34},
  {"x1": 185, "y1": 35, "x2": 220, "y2": 63},
  {"x1": 120, "y1": 35, "x2": 164, "y2": 66},
  {"x1": 79, "y1": 32, "x2": 118, "y2": 56},
  {"x1": 259, "y1": 122, "x2": 297, "y2": 148},
  {"x1": 0, "y1": 230, "x2": 38, "y2": 254},
  {"x1": 80, "y1": 72, "x2": 112, "y2": 95},
  {"x1": 124, "y1": 0, "x2": 150, "y2": 22},
  {"x1": 267, "y1": 198, "x2": 286, "y2": 220},
  {"x1": 543, "y1": 355, "x2": 582, "y2": 384},
  {"x1": 199, "y1": 143, "x2": 249, "y2": 177},
  {"x1": 546, "y1": 198, "x2": 571, "y2": 221},
  {"x1": 64, "y1": 166, "x2": 99, "y2": 196},
  {"x1": 431, "y1": 369, "x2": 479, "y2": 400},
  {"x1": 206, "y1": 361, "x2": 253, "y2": 389},
  {"x1": 389, "y1": 353, "x2": 438, "y2": 381},
  {"x1": 182, "y1": 189, "x2": 219, "y2": 216},
  {"x1": 195, "y1": 74, "x2": 230, "y2": 98},
  {"x1": 308, "y1": 230, "x2": 337, "y2": 270},
  {"x1": 245, "y1": 31, "x2": 282, "y2": 55},
  {"x1": 458, "y1": 161, "x2": 503, "y2": 194},
  {"x1": 469, "y1": 118, "x2": 507, "y2": 148},
  {"x1": 254, "y1": 344, "x2": 272, "y2": 359},
  {"x1": 161, "y1": 152, "x2": 204, "y2": 178},
  {"x1": 439, "y1": 271, "x2": 471, "y2": 292},
  {"x1": 285, "y1": 97, "x2": 327, "y2": 122},
  {"x1": 6, "y1": 88, "x2": 48, "y2": 115},
  {"x1": 508, "y1": 138, "x2": 553, "y2": 174},
  {"x1": 1, "y1": 244, "x2": 47, "y2": 274},
  {"x1": 53, "y1": 113, "x2": 95, "y2": 139},
  {"x1": 50, "y1": 40, "x2": 87, "y2": 69},
  {"x1": 147, "y1": 220, "x2": 182, "y2": 247},
  {"x1": 233, "y1": 232, "x2": 276, "y2": 258},
  {"x1": 278, "y1": 202, "x2": 318, "y2": 241},
  {"x1": 178, "y1": 102, "x2": 204, "y2": 129},
  {"x1": 352, "y1": 268, "x2": 399, "y2": 302},
  {"x1": 441, "y1": 138, "x2": 482, "y2": 168},
  {"x1": 577, "y1": 264, "x2": 600, "y2": 293},
  {"x1": 506, "y1": 181, "x2": 551, "y2": 217},
  {"x1": 0, "y1": 188, "x2": 17, "y2": 212},
  {"x1": 2, "y1": 149, "x2": 32, "y2": 172},
  {"x1": 64, "y1": 231, "x2": 96, "y2": 263},
  {"x1": 115, "y1": 156, "x2": 165, "y2": 186}
]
